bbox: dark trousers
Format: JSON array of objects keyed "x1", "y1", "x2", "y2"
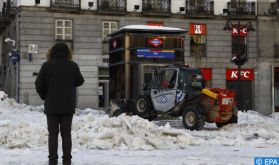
[{"x1": 47, "y1": 115, "x2": 73, "y2": 164}]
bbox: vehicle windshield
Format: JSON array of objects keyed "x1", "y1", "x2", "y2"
[
  {"x1": 177, "y1": 68, "x2": 204, "y2": 93},
  {"x1": 153, "y1": 69, "x2": 177, "y2": 90}
]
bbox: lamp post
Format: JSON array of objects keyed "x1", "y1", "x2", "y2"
[
  {"x1": 223, "y1": 9, "x2": 255, "y2": 110},
  {"x1": 4, "y1": 38, "x2": 20, "y2": 102}
]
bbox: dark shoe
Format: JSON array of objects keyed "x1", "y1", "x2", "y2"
[
  {"x1": 63, "y1": 160, "x2": 71, "y2": 165},
  {"x1": 48, "y1": 160, "x2": 58, "y2": 165}
]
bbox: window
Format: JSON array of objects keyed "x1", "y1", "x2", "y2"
[
  {"x1": 102, "y1": 21, "x2": 118, "y2": 40},
  {"x1": 232, "y1": 36, "x2": 246, "y2": 57},
  {"x1": 154, "y1": 69, "x2": 177, "y2": 89},
  {"x1": 55, "y1": 19, "x2": 72, "y2": 40},
  {"x1": 190, "y1": 35, "x2": 206, "y2": 57},
  {"x1": 189, "y1": 23, "x2": 206, "y2": 57}
]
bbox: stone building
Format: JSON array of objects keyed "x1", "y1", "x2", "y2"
[{"x1": 0, "y1": 0, "x2": 278, "y2": 115}]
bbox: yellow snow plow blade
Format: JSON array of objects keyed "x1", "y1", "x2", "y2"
[{"x1": 202, "y1": 88, "x2": 218, "y2": 99}]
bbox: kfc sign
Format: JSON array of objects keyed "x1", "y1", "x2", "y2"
[
  {"x1": 190, "y1": 23, "x2": 206, "y2": 35},
  {"x1": 226, "y1": 69, "x2": 254, "y2": 80},
  {"x1": 231, "y1": 26, "x2": 248, "y2": 37}
]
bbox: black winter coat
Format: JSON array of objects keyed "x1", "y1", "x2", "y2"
[{"x1": 35, "y1": 58, "x2": 84, "y2": 115}]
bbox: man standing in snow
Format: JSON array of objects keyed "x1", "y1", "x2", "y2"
[{"x1": 35, "y1": 43, "x2": 84, "y2": 165}]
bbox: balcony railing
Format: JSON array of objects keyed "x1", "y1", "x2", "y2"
[
  {"x1": 227, "y1": 0, "x2": 255, "y2": 16},
  {"x1": 98, "y1": 0, "x2": 126, "y2": 13},
  {"x1": 268, "y1": 2, "x2": 278, "y2": 15},
  {"x1": 186, "y1": 0, "x2": 214, "y2": 16},
  {"x1": 0, "y1": 0, "x2": 17, "y2": 34},
  {"x1": 142, "y1": 0, "x2": 171, "y2": 16},
  {"x1": 51, "y1": 0, "x2": 80, "y2": 10}
]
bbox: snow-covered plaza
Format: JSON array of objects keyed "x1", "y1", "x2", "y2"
[{"x1": 0, "y1": 91, "x2": 278, "y2": 165}]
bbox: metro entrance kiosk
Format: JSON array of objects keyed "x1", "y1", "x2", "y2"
[{"x1": 108, "y1": 25, "x2": 187, "y2": 100}]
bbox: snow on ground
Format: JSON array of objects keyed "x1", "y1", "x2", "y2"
[{"x1": 0, "y1": 92, "x2": 279, "y2": 164}]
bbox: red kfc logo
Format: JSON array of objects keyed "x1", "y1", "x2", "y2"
[
  {"x1": 226, "y1": 69, "x2": 254, "y2": 80},
  {"x1": 231, "y1": 26, "x2": 248, "y2": 37},
  {"x1": 189, "y1": 23, "x2": 206, "y2": 35}
]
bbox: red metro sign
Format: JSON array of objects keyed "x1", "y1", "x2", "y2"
[
  {"x1": 148, "y1": 38, "x2": 163, "y2": 47},
  {"x1": 226, "y1": 69, "x2": 254, "y2": 80}
]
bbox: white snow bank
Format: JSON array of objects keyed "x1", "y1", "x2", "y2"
[
  {"x1": 72, "y1": 114, "x2": 202, "y2": 150},
  {"x1": 0, "y1": 91, "x2": 279, "y2": 151},
  {"x1": 0, "y1": 92, "x2": 201, "y2": 150},
  {"x1": 192, "y1": 111, "x2": 279, "y2": 148}
]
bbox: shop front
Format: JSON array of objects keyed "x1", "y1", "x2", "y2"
[
  {"x1": 274, "y1": 67, "x2": 279, "y2": 112},
  {"x1": 226, "y1": 68, "x2": 254, "y2": 110}
]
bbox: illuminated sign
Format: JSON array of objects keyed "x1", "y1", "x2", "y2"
[
  {"x1": 137, "y1": 49, "x2": 175, "y2": 59},
  {"x1": 148, "y1": 38, "x2": 163, "y2": 47},
  {"x1": 226, "y1": 69, "x2": 254, "y2": 80},
  {"x1": 231, "y1": 25, "x2": 248, "y2": 37},
  {"x1": 189, "y1": 24, "x2": 206, "y2": 35}
]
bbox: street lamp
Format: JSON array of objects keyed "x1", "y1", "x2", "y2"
[{"x1": 223, "y1": 9, "x2": 255, "y2": 110}]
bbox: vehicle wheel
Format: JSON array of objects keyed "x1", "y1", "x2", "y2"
[
  {"x1": 229, "y1": 115, "x2": 238, "y2": 124},
  {"x1": 133, "y1": 95, "x2": 152, "y2": 119},
  {"x1": 216, "y1": 115, "x2": 238, "y2": 128},
  {"x1": 182, "y1": 107, "x2": 205, "y2": 131},
  {"x1": 230, "y1": 106, "x2": 238, "y2": 124},
  {"x1": 147, "y1": 111, "x2": 157, "y2": 121}
]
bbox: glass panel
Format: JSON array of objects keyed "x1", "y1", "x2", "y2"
[
  {"x1": 232, "y1": 36, "x2": 246, "y2": 55},
  {"x1": 111, "y1": 29, "x2": 117, "y2": 33},
  {"x1": 56, "y1": 28, "x2": 63, "y2": 34},
  {"x1": 153, "y1": 69, "x2": 177, "y2": 89},
  {"x1": 190, "y1": 35, "x2": 206, "y2": 57},
  {"x1": 103, "y1": 30, "x2": 109, "y2": 36},
  {"x1": 56, "y1": 20, "x2": 63, "y2": 27},
  {"x1": 56, "y1": 35, "x2": 63, "y2": 40},
  {"x1": 111, "y1": 22, "x2": 117, "y2": 29},
  {"x1": 103, "y1": 22, "x2": 109, "y2": 29},
  {"x1": 65, "y1": 20, "x2": 72, "y2": 27},
  {"x1": 64, "y1": 35, "x2": 72, "y2": 40},
  {"x1": 65, "y1": 28, "x2": 72, "y2": 35}
]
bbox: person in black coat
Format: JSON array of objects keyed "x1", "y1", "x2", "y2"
[{"x1": 35, "y1": 43, "x2": 84, "y2": 165}]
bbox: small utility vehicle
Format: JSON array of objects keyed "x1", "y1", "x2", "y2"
[{"x1": 110, "y1": 65, "x2": 237, "y2": 130}]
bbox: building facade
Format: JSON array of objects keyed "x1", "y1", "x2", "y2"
[{"x1": 0, "y1": 0, "x2": 278, "y2": 115}]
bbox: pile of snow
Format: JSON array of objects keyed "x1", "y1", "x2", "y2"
[
  {"x1": 0, "y1": 91, "x2": 279, "y2": 151},
  {"x1": 0, "y1": 92, "x2": 201, "y2": 150},
  {"x1": 72, "y1": 115, "x2": 202, "y2": 150}
]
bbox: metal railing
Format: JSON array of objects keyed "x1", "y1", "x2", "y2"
[
  {"x1": 186, "y1": 0, "x2": 214, "y2": 16},
  {"x1": 51, "y1": 0, "x2": 80, "y2": 9},
  {"x1": 268, "y1": 2, "x2": 278, "y2": 15},
  {"x1": 142, "y1": 0, "x2": 171, "y2": 14},
  {"x1": 98, "y1": 0, "x2": 126, "y2": 12},
  {"x1": 227, "y1": 0, "x2": 255, "y2": 16}
]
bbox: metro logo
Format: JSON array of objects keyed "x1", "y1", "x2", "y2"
[
  {"x1": 226, "y1": 69, "x2": 254, "y2": 80},
  {"x1": 148, "y1": 38, "x2": 163, "y2": 47}
]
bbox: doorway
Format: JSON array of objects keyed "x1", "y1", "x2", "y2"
[
  {"x1": 99, "y1": 81, "x2": 109, "y2": 108},
  {"x1": 226, "y1": 80, "x2": 253, "y2": 110},
  {"x1": 274, "y1": 67, "x2": 279, "y2": 112}
]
